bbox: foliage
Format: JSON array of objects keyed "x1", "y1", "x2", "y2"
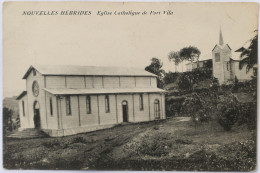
[
  {"x1": 239, "y1": 32, "x2": 258, "y2": 72},
  {"x1": 232, "y1": 76, "x2": 239, "y2": 92},
  {"x1": 163, "y1": 71, "x2": 180, "y2": 85},
  {"x1": 145, "y1": 57, "x2": 165, "y2": 88},
  {"x1": 175, "y1": 68, "x2": 213, "y2": 91},
  {"x1": 3, "y1": 107, "x2": 13, "y2": 134},
  {"x1": 168, "y1": 46, "x2": 201, "y2": 72},
  {"x1": 177, "y1": 75, "x2": 192, "y2": 91},
  {"x1": 181, "y1": 92, "x2": 217, "y2": 123},
  {"x1": 180, "y1": 46, "x2": 201, "y2": 62},
  {"x1": 217, "y1": 92, "x2": 257, "y2": 131},
  {"x1": 165, "y1": 97, "x2": 185, "y2": 117},
  {"x1": 168, "y1": 51, "x2": 182, "y2": 65}
]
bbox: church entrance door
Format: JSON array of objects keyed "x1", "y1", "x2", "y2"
[{"x1": 33, "y1": 101, "x2": 41, "y2": 129}]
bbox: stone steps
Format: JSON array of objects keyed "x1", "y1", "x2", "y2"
[{"x1": 7, "y1": 129, "x2": 49, "y2": 139}]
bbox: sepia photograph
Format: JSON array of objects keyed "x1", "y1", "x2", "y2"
[{"x1": 2, "y1": 1, "x2": 258, "y2": 171}]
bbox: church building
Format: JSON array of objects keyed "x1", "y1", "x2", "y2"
[
  {"x1": 212, "y1": 29, "x2": 254, "y2": 84},
  {"x1": 16, "y1": 65, "x2": 166, "y2": 137}
]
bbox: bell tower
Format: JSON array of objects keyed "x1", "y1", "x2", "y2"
[{"x1": 212, "y1": 28, "x2": 232, "y2": 84}]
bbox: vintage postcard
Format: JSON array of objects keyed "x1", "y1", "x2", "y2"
[{"x1": 2, "y1": 1, "x2": 258, "y2": 171}]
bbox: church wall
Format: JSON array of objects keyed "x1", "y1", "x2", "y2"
[
  {"x1": 60, "y1": 96, "x2": 80, "y2": 129},
  {"x1": 222, "y1": 48, "x2": 232, "y2": 82},
  {"x1": 85, "y1": 76, "x2": 94, "y2": 88},
  {"x1": 133, "y1": 93, "x2": 150, "y2": 122},
  {"x1": 104, "y1": 77, "x2": 120, "y2": 88},
  {"x1": 149, "y1": 94, "x2": 165, "y2": 120},
  {"x1": 233, "y1": 62, "x2": 254, "y2": 81},
  {"x1": 46, "y1": 76, "x2": 66, "y2": 88},
  {"x1": 79, "y1": 95, "x2": 99, "y2": 127},
  {"x1": 26, "y1": 70, "x2": 47, "y2": 129},
  {"x1": 151, "y1": 77, "x2": 157, "y2": 88},
  {"x1": 120, "y1": 77, "x2": 135, "y2": 88},
  {"x1": 93, "y1": 76, "x2": 103, "y2": 88},
  {"x1": 66, "y1": 76, "x2": 85, "y2": 88},
  {"x1": 212, "y1": 47, "x2": 225, "y2": 84},
  {"x1": 45, "y1": 75, "x2": 156, "y2": 89},
  {"x1": 136, "y1": 77, "x2": 151, "y2": 88},
  {"x1": 45, "y1": 92, "x2": 59, "y2": 129},
  {"x1": 116, "y1": 94, "x2": 134, "y2": 123},
  {"x1": 98, "y1": 95, "x2": 118, "y2": 125},
  {"x1": 212, "y1": 45, "x2": 232, "y2": 84},
  {"x1": 19, "y1": 95, "x2": 29, "y2": 128}
]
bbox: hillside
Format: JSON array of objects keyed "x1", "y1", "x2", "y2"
[
  {"x1": 3, "y1": 96, "x2": 19, "y2": 118},
  {"x1": 4, "y1": 117, "x2": 255, "y2": 171}
]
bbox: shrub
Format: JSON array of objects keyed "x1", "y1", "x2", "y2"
[
  {"x1": 71, "y1": 136, "x2": 87, "y2": 144},
  {"x1": 217, "y1": 107, "x2": 238, "y2": 131},
  {"x1": 42, "y1": 140, "x2": 61, "y2": 148}
]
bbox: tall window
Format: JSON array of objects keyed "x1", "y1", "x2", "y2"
[
  {"x1": 154, "y1": 99, "x2": 160, "y2": 119},
  {"x1": 215, "y1": 53, "x2": 220, "y2": 62},
  {"x1": 86, "y1": 96, "x2": 91, "y2": 114},
  {"x1": 66, "y1": 96, "x2": 71, "y2": 115},
  {"x1": 105, "y1": 95, "x2": 110, "y2": 113},
  {"x1": 227, "y1": 62, "x2": 229, "y2": 71},
  {"x1": 50, "y1": 98, "x2": 53, "y2": 116},
  {"x1": 139, "y1": 94, "x2": 144, "y2": 110},
  {"x1": 22, "y1": 101, "x2": 25, "y2": 117}
]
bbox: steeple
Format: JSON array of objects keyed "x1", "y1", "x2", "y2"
[{"x1": 219, "y1": 27, "x2": 224, "y2": 45}]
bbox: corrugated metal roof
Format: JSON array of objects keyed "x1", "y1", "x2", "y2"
[
  {"x1": 43, "y1": 87, "x2": 166, "y2": 95},
  {"x1": 23, "y1": 65, "x2": 157, "y2": 79}
]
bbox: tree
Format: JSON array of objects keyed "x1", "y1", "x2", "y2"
[
  {"x1": 145, "y1": 58, "x2": 165, "y2": 88},
  {"x1": 239, "y1": 32, "x2": 258, "y2": 72},
  {"x1": 168, "y1": 51, "x2": 182, "y2": 72},
  {"x1": 180, "y1": 46, "x2": 201, "y2": 62},
  {"x1": 168, "y1": 46, "x2": 201, "y2": 72}
]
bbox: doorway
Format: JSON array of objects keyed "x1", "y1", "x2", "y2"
[
  {"x1": 33, "y1": 101, "x2": 41, "y2": 129},
  {"x1": 122, "y1": 101, "x2": 128, "y2": 122},
  {"x1": 154, "y1": 99, "x2": 160, "y2": 119}
]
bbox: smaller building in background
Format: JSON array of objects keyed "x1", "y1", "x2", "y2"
[{"x1": 186, "y1": 59, "x2": 212, "y2": 72}]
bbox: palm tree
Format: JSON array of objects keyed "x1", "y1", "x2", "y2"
[{"x1": 239, "y1": 31, "x2": 258, "y2": 72}]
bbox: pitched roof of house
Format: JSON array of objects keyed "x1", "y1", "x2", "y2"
[
  {"x1": 23, "y1": 65, "x2": 157, "y2": 79},
  {"x1": 43, "y1": 87, "x2": 166, "y2": 95},
  {"x1": 212, "y1": 44, "x2": 232, "y2": 51},
  {"x1": 16, "y1": 91, "x2": 27, "y2": 100}
]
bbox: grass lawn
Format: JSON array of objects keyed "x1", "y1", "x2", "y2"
[{"x1": 3, "y1": 117, "x2": 256, "y2": 171}]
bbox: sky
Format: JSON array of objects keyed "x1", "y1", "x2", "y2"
[{"x1": 3, "y1": 2, "x2": 258, "y2": 98}]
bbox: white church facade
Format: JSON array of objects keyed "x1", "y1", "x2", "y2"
[
  {"x1": 212, "y1": 29, "x2": 254, "y2": 84},
  {"x1": 16, "y1": 65, "x2": 166, "y2": 137}
]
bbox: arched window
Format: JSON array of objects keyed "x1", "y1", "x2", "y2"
[
  {"x1": 86, "y1": 96, "x2": 91, "y2": 114},
  {"x1": 154, "y1": 99, "x2": 160, "y2": 119},
  {"x1": 22, "y1": 101, "x2": 25, "y2": 117},
  {"x1": 66, "y1": 96, "x2": 71, "y2": 115},
  {"x1": 50, "y1": 97, "x2": 53, "y2": 116},
  {"x1": 139, "y1": 94, "x2": 144, "y2": 111},
  {"x1": 105, "y1": 95, "x2": 110, "y2": 113}
]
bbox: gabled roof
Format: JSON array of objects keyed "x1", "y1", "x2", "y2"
[
  {"x1": 23, "y1": 65, "x2": 157, "y2": 79},
  {"x1": 235, "y1": 47, "x2": 246, "y2": 52},
  {"x1": 212, "y1": 44, "x2": 232, "y2": 51},
  {"x1": 43, "y1": 87, "x2": 166, "y2": 95},
  {"x1": 16, "y1": 91, "x2": 27, "y2": 100}
]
